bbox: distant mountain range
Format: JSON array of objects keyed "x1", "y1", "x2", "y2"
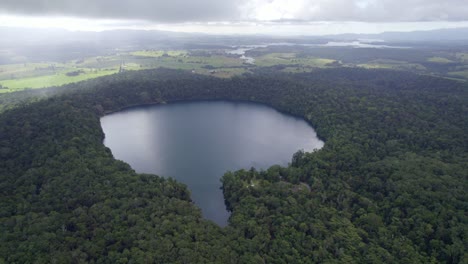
[{"x1": 2, "y1": 26, "x2": 468, "y2": 45}]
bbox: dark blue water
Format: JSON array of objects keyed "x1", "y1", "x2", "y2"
[{"x1": 100, "y1": 101, "x2": 324, "y2": 226}]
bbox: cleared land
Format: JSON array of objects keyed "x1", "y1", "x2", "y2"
[
  {"x1": 0, "y1": 50, "x2": 250, "y2": 92},
  {"x1": 255, "y1": 53, "x2": 336, "y2": 67},
  {"x1": 1, "y1": 47, "x2": 468, "y2": 93}
]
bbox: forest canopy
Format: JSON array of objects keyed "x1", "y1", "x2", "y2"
[{"x1": 0, "y1": 68, "x2": 467, "y2": 263}]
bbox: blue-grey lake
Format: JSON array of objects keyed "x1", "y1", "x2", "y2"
[{"x1": 100, "y1": 101, "x2": 324, "y2": 226}]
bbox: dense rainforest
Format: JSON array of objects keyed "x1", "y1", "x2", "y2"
[{"x1": 0, "y1": 68, "x2": 467, "y2": 263}]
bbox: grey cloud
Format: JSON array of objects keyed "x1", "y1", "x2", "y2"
[
  {"x1": 0, "y1": 0, "x2": 245, "y2": 22},
  {"x1": 0, "y1": 0, "x2": 467, "y2": 22},
  {"x1": 289, "y1": 0, "x2": 468, "y2": 22}
]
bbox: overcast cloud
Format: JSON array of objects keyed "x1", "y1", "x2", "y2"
[
  {"x1": 0, "y1": 0, "x2": 467, "y2": 23},
  {"x1": 0, "y1": 0, "x2": 243, "y2": 22}
]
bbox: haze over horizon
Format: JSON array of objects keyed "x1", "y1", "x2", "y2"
[{"x1": 1, "y1": 0, "x2": 468, "y2": 35}]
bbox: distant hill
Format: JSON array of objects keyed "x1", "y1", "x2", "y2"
[
  {"x1": 2, "y1": 26, "x2": 468, "y2": 48},
  {"x1": 329, "y1": 27, "x2": 468, "y2": 42}
]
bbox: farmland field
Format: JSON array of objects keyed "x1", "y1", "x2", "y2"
[
  {"x1": 0, "y1": 69, "x2": 118, "y2": 92},
  {"x1": 0, "y1": 50, "x2": 252, "y2": 92},
  {"x1": 255, "y1": 53, "x2": 336, "y2": 67},
  {"x1": 2, "y1": 45, "x2": 468, "y2": 93}
]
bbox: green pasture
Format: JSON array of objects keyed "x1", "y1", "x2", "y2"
[
  {"x1": 0, "y1": 68, "x2": 118, "y2": 92},
  {"x1": 359, "y1": 60, "x2": 427, "y2": 71},
  {"x1": 131, "y1": 50, "x2": 188, "y2": 57},
  {"x1": 427, "y1": 57, "x2": 454, "y2": 63},
  {"x1": 448, "y1": 70, "x2": 468, "y2": 79},
  {"x1": 254, "y1": 53, "x2": 335, "y2": 67}
]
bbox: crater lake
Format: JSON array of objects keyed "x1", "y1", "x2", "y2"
[{"x1": 100, "y1": 101, "x2": 324, "y2": 226}]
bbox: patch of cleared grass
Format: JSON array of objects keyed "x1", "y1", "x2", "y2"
[
  {"x1": 427, "y1": 57, "x2": 454, "y2": 63},
  {"x1": 131, "y1": 50, "x2": 188, "y2": 57},
  {"x1": 0, "y1": 69, "x2": 118, "y2": 92},
  {"x1": 358, "y1": 63, "x2": 393, "y2": 69},
  {"x1": 448, "y1": 70, "x2": 468, "y2": 79},
  {"x1": 255, "y1": 53, "x2": 335, "y2": 67},
  {"x1": 131, "y1": 55, "x2": 243, "y2": 70},
  {"x1": 196, "y1": 67, "x2": 247, "y2": 78},
  {"x1": 359, "y1": 60, "x2": 427, "y2": 71},
  {"x1": 0, "y1": 62, "x2": 66, "y2": 80}
]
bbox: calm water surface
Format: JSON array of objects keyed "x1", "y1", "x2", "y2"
[{"x1": 101, "y1": 101, "x2": 324, "y2": 226}]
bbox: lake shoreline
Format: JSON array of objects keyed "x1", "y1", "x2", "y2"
[{"x1": 101, "y1": 100, "x2": 324, "y2": 226}]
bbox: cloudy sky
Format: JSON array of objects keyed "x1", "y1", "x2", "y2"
[{"x1": 0, "y1": 0, "x2": 468, "y2": 35}]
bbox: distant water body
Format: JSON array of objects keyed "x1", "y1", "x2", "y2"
[
  {"x1": 226, "y1": 40, "x2": 408, "y2": 64},
  {"x1": 101, "y1": 101, "x2": 324, "y2": 226}
]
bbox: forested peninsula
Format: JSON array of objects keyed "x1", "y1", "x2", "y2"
[{"x1": 0, "y1": 68, "x2": 467, "y2": 263}]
